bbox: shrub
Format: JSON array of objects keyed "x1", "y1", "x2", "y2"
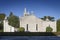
[
  {"x1": 46, "y1": 26, "x2": 53, "y2": 32},
  {"x1": 18, "y1": 27, "x2": 25, "y2": 32}
]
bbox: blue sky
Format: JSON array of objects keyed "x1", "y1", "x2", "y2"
[{"x1": 0, "y1": 0, "x2": 60, "y2": 20}]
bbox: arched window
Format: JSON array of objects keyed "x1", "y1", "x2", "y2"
[
  {"x1": 26, "y1": 24, "x2": 28, "y2": 31},
  {"x1": 36, "y1": 24, "x2": 38, "y2": 31}
]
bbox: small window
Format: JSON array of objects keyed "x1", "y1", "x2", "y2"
[
  {"x1": 26, "y1": 24, "x2": 28, "y2": 31},
  {"x1": 36, "y1": 24, "x2": 38, "y2": 30}
]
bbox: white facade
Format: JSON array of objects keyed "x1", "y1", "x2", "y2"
[
  {"x1": 3, "y1": 8, "x2": 57, "y2": 32},
  {"x1": 3, "y1": 17, "x2": 14, "y2": 32},
  {"x1": 19, "y1": 8, "x2": 57, "y2": 32}
]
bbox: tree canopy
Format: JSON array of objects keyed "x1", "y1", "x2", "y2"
[
  {"x1": 8, "y1": 12, "x2": 19, "y2": 28},
  {"x1": 0, "y1": 13, "x2": 6, "y2": 20},
  {"x1": 0, "y1": 13, "x2": 6, "y2": 30},
  {"x1": 9, "y1": 12, "x2": 13, "y2": 16},
  {"x1": 41, "y1": 16, "x2": 55, "y2": 21}
]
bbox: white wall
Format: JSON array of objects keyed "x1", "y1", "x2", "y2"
[
  {"x1": 3, "y1": 19, "x2": 14, "y2": 32},
  {"x1": 20, "y1": 15, "x2": 38, "y2": 32},
  {"x1": 20, "y1": 15, "x2": 57, "y2": 32},
  {"x1": 39, "y1": 21, "x2": 57, "y2": 32}
]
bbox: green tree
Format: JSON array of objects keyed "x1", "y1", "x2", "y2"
[
  {"x1": 46, "y1": 26, "x2": 53, "y2": 32},
  {"x1": 0, "y1": 13, "x2": 6, "y2": 20},
  {"x1": 9, "y1": 12, "x2": 13, "y2": 16},
  {"x1": 18, "y1": 27, "x2": 25, "y2": 32},
  {"x1": 0, "y1": 13, "x2": 6, "y2": 30},
  {"x1": 8, "y1": 12, "x2": 19, "y2": 28},
  {"x1": 41, "y1": 16, "x2": 55, "y2": 21},
  {"x1": 57, "y1": 19, "x2": 60, "y2": 32},
  {"x1": 47, "y1": 16, "x2": 54, "y2": 21}
]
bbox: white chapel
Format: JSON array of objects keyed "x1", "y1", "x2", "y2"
[
  {"x1": 19, "y1": 8, "x2": 57, "y2": 32},
  {"x1": 3, "y1": 8, "x2": 57, "y2": 32}
]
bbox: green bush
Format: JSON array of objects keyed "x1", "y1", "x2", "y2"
[
  {"x1": 46, "y1": 26, "x2": 53, "y2": 32},
  {"x1": 18, "y1": 27, "x2": 25, "y2": 32}
]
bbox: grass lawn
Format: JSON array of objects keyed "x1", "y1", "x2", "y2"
[
  {"x1": 53, "y1": 32, "x2": 60, "y2": 35},
  {"x1": 0, "y1": 30, "x2": 3, "y2": 32}
]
